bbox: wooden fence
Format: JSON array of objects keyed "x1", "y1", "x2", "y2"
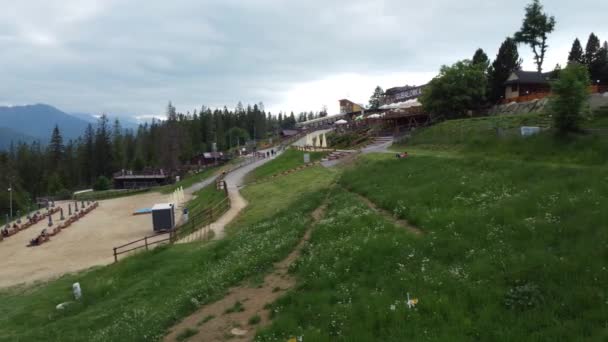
[{"x1": 112, "y1": 182, "x2": 230, "y2": 262}]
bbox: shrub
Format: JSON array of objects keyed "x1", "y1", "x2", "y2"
[
  {"x1": 549, "y1": 63, "x2": 590, "y2": 133},
  {"x1": 54, "y1": 189, "x2": 72, "y2": 200},
  {"x1": 248, "y1": 314, "x2": 261, "y2": 325},
  {"x1": 93, "y1": 176, "x2": 111, "y2": 191}
]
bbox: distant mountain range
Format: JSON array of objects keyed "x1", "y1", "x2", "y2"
[{"x1": 0, "y1": 104, "x2": 145, "y2": 150}]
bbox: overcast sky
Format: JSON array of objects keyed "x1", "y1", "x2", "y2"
[{"x1": 0, "y1": 0, "x2": 607, "y2": 119}]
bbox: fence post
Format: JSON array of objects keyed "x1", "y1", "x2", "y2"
[
  {"x1": 113, "y1": 247, "x2": 118, "y2": 263},
  {"x1": 145, "y1": 236, "x2": 148, "y2": 251}
]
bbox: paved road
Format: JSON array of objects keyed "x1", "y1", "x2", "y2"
[{"x1": 181, "y1": 148, "x2": 283, "y2": 241}]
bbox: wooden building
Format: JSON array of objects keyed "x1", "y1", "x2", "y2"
[
  {"x1": 113, "y1": 170, "x2": 172, "y2": 189},
  {"x1": 504, "y1": 70, "x2": 552, "y2": 101},
  {"x1": 190, "y1": 152, "x2": 228, "y2": 167},
  {"x1": 339, "y1": 99, "x2": 365, "y2": 114}
]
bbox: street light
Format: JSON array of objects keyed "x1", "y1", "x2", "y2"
[{"x1": 7, "y1": 184, "x2": 12, "y2": 221}]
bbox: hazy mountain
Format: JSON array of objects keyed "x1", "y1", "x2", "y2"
[
  {"x1": 0, "y1": 127, "x2": 38, "y2": 150},
  {"x1": 0, "y1": 104, "x2": 89, "y2": 141},
  {"x1": 69, "y1": 112, "x2": 141, "y2": 131}
]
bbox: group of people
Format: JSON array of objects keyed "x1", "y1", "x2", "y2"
[
  {"x1": 27, "y1": 201, "x2": 99, "y2": 247},
  {"x1": 1, "y1": 208, "x2": 60, "y2": 241}
]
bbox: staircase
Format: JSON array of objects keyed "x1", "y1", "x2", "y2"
[
  {"x1": 322, "y1": 150, "x2": 357, "y2": 162},
  {"x1": 372, "y1": 136, "x2": 393, "y2": 145}
]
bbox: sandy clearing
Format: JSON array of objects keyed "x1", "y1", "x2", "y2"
[{"x1": 0, "y1": 191, "x2": 190, "y2": 288}]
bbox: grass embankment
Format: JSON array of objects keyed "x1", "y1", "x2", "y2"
[
  {"x1": 158, "y1": 166, "x2": 219, "y2": 194},
  {"x1": 186, "y1": 183, "x2": 227, "y2": 218},
  {"x1": 231, "y1": 166, "x2": 336, "y2": 233},
  {"x1": 244, "y1": 149, "x2": 328, "y2": 183},
  {"x1": 0, "y1": 168, "x2": 331, "y2": 342},
  {"x1": 395, "y1": 112, "x2": 608, "y2": 165},
  {"x1": 258, "y1": 154, "x2": 608, "y2": 340}
]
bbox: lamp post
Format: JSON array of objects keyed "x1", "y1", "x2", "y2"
[{"x1": 8, "y1": 184, "x2": 12, "y2": 221}]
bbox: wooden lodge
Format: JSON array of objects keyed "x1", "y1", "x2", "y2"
[
  {"x1": 113, "y1": 169, "x2": 172, "y2": 189},
  {"x1": 503, "y1": 70, "x2": 552, "y2": 102}
]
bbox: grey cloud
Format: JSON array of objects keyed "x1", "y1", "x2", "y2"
[{"x1": 0, "y1": 0, "x2": 607, "y2": 116}]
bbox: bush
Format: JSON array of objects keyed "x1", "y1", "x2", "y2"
[
  {"x1": 549, "y1": 63, "x2": 591, "y2": 133},
  {"x1": 54, "y1": 189, "x2": 72, "y2": 200},
  {"x1": 93, "y1": 176, "x2": 111, "y2": 191}
]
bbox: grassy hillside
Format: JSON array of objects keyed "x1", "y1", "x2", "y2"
[
  {"x1": 0, "y1": 169, "x2": 330, "y2": 342},
  {"x1": 396, "y1": 112, "x2": 608, "y2": 165},
  {"x1": 245, "y1": 149, "x2": 328, "y2": 183}
]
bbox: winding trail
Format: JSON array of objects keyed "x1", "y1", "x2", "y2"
[
  {"x1": 182, "y1": 148, "x2": 284, "y2": 241},
  {"x1": 165, "y1": 203, "x2": 327, "y2": 342}
]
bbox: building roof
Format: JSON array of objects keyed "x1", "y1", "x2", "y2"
[
  {"x1": 385, "y1": 84, "x2": 426, "y2": 95},
  {"x1": 504, "y1": 70, "x2": 552, "y2": 85},
  {"x1": 152, "y1": 203, "x2": 173, "y2": 211}
]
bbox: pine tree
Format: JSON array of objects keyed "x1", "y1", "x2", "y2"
[
  {"x1": 584, "y1": 33, "x2": 601, "y2": 65},
  {"x1": 551, "y1": 63, "x2": 562, "y2": 79},
  {"x1": 94, "y1": 115, "x2": 113, "y2": 177},
  {"x1": 320, "y1": 105, "x2": 328, "y2": 117},
  {"x1": 81, "y1": 124, "x2": 95, "y2": 184},
  {"x1": 584, "y1": 33, "x2": 605, "y2": 82},
  {"x1": 488, "y1": 37, "x2": 522, "y2": 103},
  {"x1": 568, "y1": 38, "x2": 584, "y2": 64},
  {"x1": 111, "y1": 119, "x2": 125, "y2": 171},
  {"x1": 472, "y1": 48, "x2": 490, "y2": 69},
  {"x1": 48, "y1": 125, "x2": 64, "y2": 172},
  {"x1": 369, "y1": 86, "x2": 385, "y2": 110},
  {"x1": 514, "y1": 0, "x2": 556, "y2": 72}
]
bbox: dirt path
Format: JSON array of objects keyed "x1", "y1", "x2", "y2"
[{"x1": 164, "y1": 204, "x2": 326, "y2": 342}]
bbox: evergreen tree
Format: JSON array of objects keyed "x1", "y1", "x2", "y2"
[
  {"x1": 568, "y1": 38, "x2": 584, "y2": 64},
  {"x1": 488, "y1": 37, "x2": 522, "y2": 103},
  {"x1": 472, "y1": 48, "x2": 490, "y2": 69},
  {"x1": 111, "y1": 119, "x2": 125, "y2": 171},
  {"x1": 94, "y1": 115, "x2": 113, "y2": 177},
  {"x1": 320, "y1": 105, "x2": 328, "y2": 117},
  {"x1": 368, "y1": 86, "x2": 385, "y2": 110},
  {"x1": 584, "y1": 33, "x2": 601, "y2": 65},
  {"x1": 81, "y1": 124, "x2": 95, "y2": 184},
  {"x1": 584, "y1": 33, "x2": 606, "y2": 82},
  {"x1": 551, "y1": 63, "x2": 562, "y2": 79},
  {"x1": 48, "y1": 125, "x2": 64, "y2": 172},
  {"x1": 599, "y1": 42, "x2": 608, "y2": 84},
  {"x1": 514, "y1": 0, "x2": 556, "y2": 72}
]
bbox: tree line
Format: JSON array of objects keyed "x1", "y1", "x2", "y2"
[{"x1": 0, "y1": 102, "x2": 326, "y2": 217}]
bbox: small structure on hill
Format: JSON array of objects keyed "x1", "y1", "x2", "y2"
[
  {"x1": 113, "y1": 169, "x2": 172, "y2": 189},
  {"x1": 190, "y1": 152, "x2": 229, "y2": 167},
  {"x1": 504, "y1": 70, "x2": 552, "y2": 102},
  {"x1": 151, "y1": 203, "x2": 175, "y2": 232},
  {"x1": 339, "y1": 99, "x2": 365, "y2": 114}
]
